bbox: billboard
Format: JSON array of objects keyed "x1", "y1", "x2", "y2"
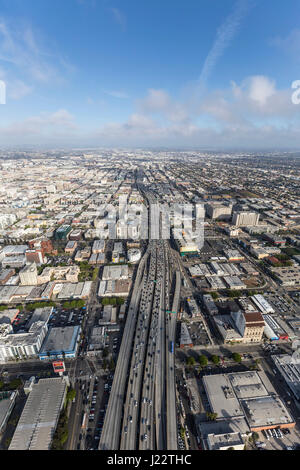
[{"x1": 52, "y1": 361, "x2": 66, "y2": 374}]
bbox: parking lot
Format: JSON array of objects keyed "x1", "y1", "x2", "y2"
[
  {"x1": 264, "y1": 292, "x2": 298, "y2": 316},
  {"x1": 256, "y1": 426, "x2": 300, "y2": 450},
  {"x1": 11, "y1": 306, "x2": 87, "y2": 334},
  {"x1": 48, "y1": 306, "x2": 86, "y2": 328}
]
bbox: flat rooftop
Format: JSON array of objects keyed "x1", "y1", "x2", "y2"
[
  {"x1": 203, "y1": 374, "x2": 244, "y2": 419},
  {"x1": 241, "y1": 395, "x2": 294, "y2": 429},
  {"x1": 9, "y1": 378, "x2": 66, "y2": 450},
  {"x1": 40, "y1": 325, "x2": 80, "y2": 355},
  {"x1": 203, "y1": 371, "x2": 294, "y2": 430}
]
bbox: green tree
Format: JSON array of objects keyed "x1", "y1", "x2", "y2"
[
  {"x1": 199, "y1": 354, "x2": 208, "y2": 367},
  {"x1": 186, "y1": 356, "x2": 196, "y2": 366},
  {"x1": 211, "y1": 355, "x2": 220, "y2": 365},
  {"x1": 206, "y1": 411, "x2": 218, "y2": 421},
  {"x1": 210, "y1": 292, "x2": 219, "y2": 300},
  {"x1": 232, "y1": 352, "x2": 242, "y2": 363},
  {"x1": 66, "y1": 388, "x2": 76, "y2": 402}
]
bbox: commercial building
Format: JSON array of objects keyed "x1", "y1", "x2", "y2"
[
  {"x1": 202, "y1": 294, "x2": 218, "y2": 316},
  {"x1": 214, "y1": 315, "x2": 243, "y2": 343},
  {"x1": 202, "y1": 371, "x2": 295, "y2": 432},
  {"x1": 55, "y1": 281, "x2": 92, "y2": 300},
  {"x1": 99, "y1": 306, "x2": 117, "y2": 325},
  {"x1": 198, "y1": 418, "x2": 249, "y2": 451},
  {"x1": 9, "y1": 377, "x2": 67, "y2": 450},
  {"x1": 25, "y1": 249, "x2": 45, "y2": 265},
  {"x1": 272, "y1": 354, "x2": 300, "y2": 401},
  {"x1": 69, "y1": 229, "x2": 82, "y2": 241},
  {"x1": 98, "y1": 279, "x2": 131, "y2": 298},
  {"x1": 223, "y1": 249, "x2": 245, "y2": 262},
  {"x1": 39, "y1": 325, "x2": 81, "y2": 360},
  {"x1": 92, "y1": 240, "x2": 106, "y2": 253},
  {"x1": 19, "y1": 263, "x2": 38, "y2": 286},
  {"x1": 231, "y1": 311, "x2": 265, "y2": 343},
  {"x1": 127, "y1": 248, "x2": 141, "y2": 264},
  {"x1": 206, "y1": 432, "x2": 244, "y2": 451},
  {"x1": 251, "y1": 294, "x2": 275, "y2": 314},
  {"x1": 0, "y1": 307, "x2": 52, "y2": 362},
  {"x1": 28, "y1": 239, "x2": 54, "y2": 256},
  {"x1": 102, "y1": 265, "x2": 129, "y2": 281},
  {"x1": 54, "y1": 225, "x2": 71, "y2": 240},
  {"x1": 263, "y1": 314, "x2": 288, "y2": 341},
  {"x1": 186, "y1": 297, "x2": 201, "y2": 318},
  {"x1": 0, "y1": 269, "x2": 15, "y2": 285},
  {"x1": 87, "y1": 326, "x2": 106, "y2": 356},
  {"x1": 180, "y1": 322, "x2": 193, "y2": 348},
  {"x1": 64, "y1": 240, "x2": 77, "y2": 254}
]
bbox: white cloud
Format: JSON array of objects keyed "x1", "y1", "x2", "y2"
[
  {"x1": 248, "y1": 76, "x2": 276, "y2": 106},
  {"x1": 139, "y1": 89, "x2": 189, "y2": 123},
  {"x1": 7, "y1": 80, "x2": 33, "y2": 100},
  {"x1": 198, "y1": 0, "x2": 252, "y2": 90},
  {"x1": 0, "y1": 16, "x2": 73, "y2": 97},
  {"x1": 104, "y1": 90, "x2": 129, "y2": 99},
  {"x1": 1, "y1": 75, "x2": 300, "y2": 149},
  {"x1": 0, "y1": 109, "x2": 78, "y2": 141},
  {"x1": 110, "y1": 7, "x2": 127, "y2": 31}
]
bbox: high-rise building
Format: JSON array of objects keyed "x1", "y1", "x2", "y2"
[
  {"x1": 205, "y1": 202, "x2": 233, "y2": 220},
  {"x1": 232, "y1": 211, "x2": 260, "y2": 227}
]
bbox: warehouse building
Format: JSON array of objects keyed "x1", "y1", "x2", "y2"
[
  {"x1": 102, "y1": 265, "x2": 129, "y2": 281},
  {"x1": 263, "y1": 314, "x2": 288, "y2": 341},
  {"x1": 202, "y1": 371, "x2": 295, "y2": 432},
  {"x1": 272, "y1": 354, "x2": 300, "y2": 401},
  {"x1": 39, "y1": 325, "x2": 81, "y2": 360},
  {"x1": 98, "y1": 279, "x2": 131, "y2": 298},
  {"x1": 9, "y1": 378, "x2": 67, "y2": 450}
]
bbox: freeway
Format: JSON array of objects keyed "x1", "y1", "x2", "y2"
[
  {"x1": 121, "y1": 245, "x2": 157, "y2": 449},
  {"x1": 100, "y1": 186, "x2": 180, "y2": 450},
  {"x1": 99, "y1": 247, "x2": 150, "y2": 449},
  {"x1": 166, "y1": 269, "x2": 181, "y2": 450}
]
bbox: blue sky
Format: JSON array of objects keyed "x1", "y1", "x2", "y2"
[{"x1": 0, "y1": 0, "x2": 300, "y2": 148}]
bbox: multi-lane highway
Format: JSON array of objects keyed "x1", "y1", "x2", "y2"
[
  {"x1": 99, "y1": 247, "x2": 150, "y2": 449},
  {"x1": 99, "y1": 188, "x2": 180, "y2": 451}
]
